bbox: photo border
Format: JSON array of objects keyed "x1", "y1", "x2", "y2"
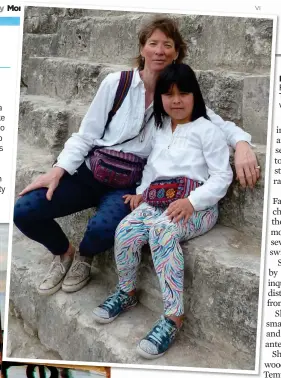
[{"x1": 2, "y1": 3, "x2": 278, "y2": 376}]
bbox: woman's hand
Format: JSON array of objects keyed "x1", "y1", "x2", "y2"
[
  {"x1": 19, "y1": 166, "x2": 65, "y2": 201},
  {"x1": 235, "y1": 141, "x2": 260, "y2": 189},
  {"x1": 166, "y1": 198, "x2": 194, "y2": 224},
  {"x1": 123, "y1": 194, "x2": 143, "y2": 211}
]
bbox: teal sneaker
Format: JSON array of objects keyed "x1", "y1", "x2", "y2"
[
  {"x1": 92, "y1": 290, "x2": 138, "y2": 324},
  {"x1": 137, "y1": 315, "x2": 180, "y2": 359}
]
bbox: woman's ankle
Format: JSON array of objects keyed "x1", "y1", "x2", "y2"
[{"x1": 61, "y1": 244, "x2": 75, "y2": 260}]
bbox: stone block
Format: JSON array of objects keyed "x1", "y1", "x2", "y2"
[
  {"x1": 27, "y1": 57, "x2": 128, "y2": 103},
  {"x1": 7, "y1": 233, "x2": 256, "y2": 368},
  {"x1": 19, "y1": 95, "x2": 88, "y2": 153},
  {"x1": 53, "y1": 14, "x2": 273, "y2": 73}
]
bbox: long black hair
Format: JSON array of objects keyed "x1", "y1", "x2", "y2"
[{"x1": 154, "y1": 63, "x2": 209, "y2": 128}]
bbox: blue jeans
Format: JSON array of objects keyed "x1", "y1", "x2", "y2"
[{"x1": 14, "y1": 162, "x2": 135, "y2": 256}]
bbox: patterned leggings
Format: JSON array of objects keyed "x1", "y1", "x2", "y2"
[{"x1": 115, "y1": 202, "x2": 218, "y2": 316}]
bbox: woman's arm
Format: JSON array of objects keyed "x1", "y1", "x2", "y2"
[
  {"x1": 207, "y1": 107, "x2": 259, "y2": 188},
  {"x1": 54, "y1": 73, "x2": 119, "y2": 175},
  {"x1": 188, "y1": 124, "x2": 233, "y2": 211}
]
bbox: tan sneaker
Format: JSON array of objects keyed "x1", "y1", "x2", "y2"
[
  {"x1": 37, "y1": 255, "x2": 73, "y2": 295},
  {"x1": 62, "y1": 252, "x2": 92, "y2": 293}
]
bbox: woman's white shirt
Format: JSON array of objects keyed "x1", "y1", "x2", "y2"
[
  {"x1": 136, "y1": 117, "x2": 233, "y2": 211},
  {"x1": 55, "y1": 68, "x2": 252, "y2": 176}
]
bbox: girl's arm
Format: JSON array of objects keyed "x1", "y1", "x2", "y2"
[
  {"x1": 54, "y1": 73, "x2": 119, "y2": 175},
  {"x1": 188, "y1": 124, "x2": 233, "y2": 211}
]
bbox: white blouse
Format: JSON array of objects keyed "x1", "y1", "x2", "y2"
[
  {"x1": 136, "y1": 117, "x2": 233, "y2": 211},
  {"x1": 54, "y1": 68, "x2": 252, "y2": 175}
]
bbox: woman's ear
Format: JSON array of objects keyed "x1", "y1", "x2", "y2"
[{"x1": 175, "y1": 52, "x2": 179, "y2": 61}]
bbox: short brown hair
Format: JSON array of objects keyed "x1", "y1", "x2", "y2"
[{"x1": 136, "y1": 15, "x2": 187, "y2": 70}]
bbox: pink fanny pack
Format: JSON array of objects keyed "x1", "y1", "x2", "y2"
[{"x1": 89, "y1": 149, "x2": 146, "y2": 188}]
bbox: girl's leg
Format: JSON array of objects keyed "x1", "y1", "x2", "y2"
[
  {"x1": 137, "y1": 204, "x2": 218, "y2": 359},
  {"x1": 150, "y1": 204, "x2": 218, "y2": 317},
  {"x1": 92, "y1": 203, "x2": 162, "y2": 323},
  {"x1": 115, "y1": 203, "x2": 163, "y2": 293}
]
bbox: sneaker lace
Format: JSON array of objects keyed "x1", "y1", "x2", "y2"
[
  {"x1": 69, "y1": 260, "x2": 91, "y2": 277},
  {"x1": 149, "y1": 316, "x2": 175, "y2": 345},
  {"x1": 44, "y1": 258, "x2": 66, "y2": 280},
  {"x1": 102, "y1": 291, "x2": 128, "y2": 311}
]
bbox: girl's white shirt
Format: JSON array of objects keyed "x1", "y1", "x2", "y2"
[
  {"x1": 55, "y1": 68, "x2": 251, "y2": 176},
  {"x1": 136, "y1": 117, "x2": 233, "y2": 211}
]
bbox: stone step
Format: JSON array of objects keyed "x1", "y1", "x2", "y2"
[
  {"x1": 52, "y1": 13, "x2": 272, "y2": 74},
  {"x1": 27, "y1": 58, "x2": 128, "y2": 104},
  {"x1": 15, "y1": 136, "x2": 266, "y2": 236},
  {"x1": 19, "y1": 94, "x2": 88, "y2": 156},
  {"x1": 8, "y1": 234, "x2": 256, "y2": 369},
  {"x1": 25, "y1": 57, "x2": 270, "y2": 143},
  {"x1": 22, "y1": 33, "x2": 57, "y2": 86},
  {"x1": 24, "y1": 6, "x2": 129, "y2": 34}
]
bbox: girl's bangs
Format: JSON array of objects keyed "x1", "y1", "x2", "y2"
[{"x1": 159, "y1": 72, "x2": 196, "y2": 94}]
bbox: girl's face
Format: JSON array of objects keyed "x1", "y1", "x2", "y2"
[
  {"x1": 161, "y1": 84, "x2": 194, "y2": 124},
  {"x1": 141, "y1": 29, "x2": 178, "y2": 73}
]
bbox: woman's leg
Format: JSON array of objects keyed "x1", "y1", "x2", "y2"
[
  {"x1": 92, "y1": 203, "x2": 162, "y2": 323},
  {"x1": 14, "y1": 163, "x2": 104, "y2": 255},
  {"x1": 61, "y1": 186, "x2": 136, "y2": 293},
  {"x1": 137, "y1": 204, "x2": 218, "y2": 358},
  {"x1": 13, "y1": 163, "x2": 106, "y2": 294}
]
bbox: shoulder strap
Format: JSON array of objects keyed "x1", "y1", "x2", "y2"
[{"x1": 100, "y1": 70, "x2": 134, "y2": 140}]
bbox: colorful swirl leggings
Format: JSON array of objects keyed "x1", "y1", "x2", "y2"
[{"x1": 115, "y1": 202, "x2": 219, "y2": 316}]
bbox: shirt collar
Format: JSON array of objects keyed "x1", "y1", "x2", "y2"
[{"x1": 131, "y1": 67, "x2": 144, "y2": 88}]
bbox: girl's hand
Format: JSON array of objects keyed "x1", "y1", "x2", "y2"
[
  {"x1": 123, "y1": 194, "x2": 143, "y2": 211},
  {"x1": 19, "y1": 167, "x2": 65, "y2": 201},
  {"x1": 166, "y1": 198, "x2": 194, "y2": 224}
]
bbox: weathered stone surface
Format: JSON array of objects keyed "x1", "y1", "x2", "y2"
[
  {"x1": 19, "y1": 95, "x2": 88, "y2": 154},
  {"x1": 8, "y1": 233, "x2": 256, "y2": 369},
  {"x1": 8, "y1": 314, "x2": 61, "y2": 360},
  {"x1": 21, "y1": 33, "x2": 57, "y2": 86},
  {"x1": 53, "y1": 14, "x2": 272, "y2": 73},
  {"x1": 27, "y1": 58, "x2": 128, "y2": 103},
  {"x1": 218, "y1": 144, "x2": 266, "y2": 236},
  {"x1": 23, "y1": 6, "x2": 133, "y2": 34},
  {"x1": 25, "y1": 59, "x2": 270, "y2": 143},
  {"x1": 243, "y1": 75, "x2": 270, "y2": 144},
  {"x1": 14, "y1": 138, "x2": 53, "y2": 196},
  {"x1": 178, "y1": 16, "x2": 273, "y2": 74}
]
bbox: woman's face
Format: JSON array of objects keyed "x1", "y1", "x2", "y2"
[
  {"x1": 141, "y1": 29, "x2": 178, "y2": 73},
  {"x1": 162, "y1": 84, "x2": 194, "y2": 124}
]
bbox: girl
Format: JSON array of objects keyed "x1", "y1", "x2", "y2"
[{"x1": 92, "y1": 63, "x2": 233, "y2": 359}]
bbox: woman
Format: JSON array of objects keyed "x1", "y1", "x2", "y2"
[
  {"x1": 14, "y1": 15, "x2": 259, "y2": 296},
  {"x1": 92, "y1": 63, "x2": 233, "y2": 358}
]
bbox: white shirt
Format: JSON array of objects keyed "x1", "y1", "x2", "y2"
[
  {"x1": 136, "y1": 117, "x2": 233, "y2": 211},
  {"x1": 55, "y1": 68, "x2": 252, "y2": 175}
]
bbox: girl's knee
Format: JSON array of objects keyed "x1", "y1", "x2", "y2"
[{"x1": 149, "y1": 220, "x2": 178, "y2": 244}]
